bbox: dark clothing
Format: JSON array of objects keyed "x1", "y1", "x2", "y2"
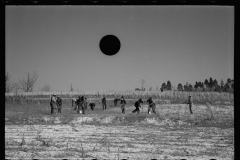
[
  {"x1": 188, "y1": 98, "x2": 193, "y2": 104},
  {"x1": 56, "y1": 98, "x2": 62, "y2": 113},
  {"x1": 120, "y1": 98, "x2": 126, "y2": 114},
  {"x1": 102, "y1": 97, "x2": 107, "y2": 110},
  {"x1": 121, "y1": 106, "x2": 125, "y2": 113},
  {"x1": 134, "y1": 101, "x2": 141, "y2": 109},
  {"x1": 80, "y1": 96, "x2": 84, "y2": 102},
  {"x1": 75, "y1": 98, "x2": 80, "y2": 110},
  {"x1": 189, "y1": 103, "x2": 193, "y2": 114},
  {"x1": 50, "y1": 103, "x2": 54, "y2": 114},
  {"x1": 121, "y1": 104, "x2": 126, "y2": 113},
  {"x1": 76, "y1": 96, "x2": 85, "y2": 114},
  {"x1": 120, "y1": 99, "x2": 126, "y2": 105},
  {"x1": 146, "y1": 99, "x2": 153, "y2": 105},
  {"x1": 84, "y1": 98, "x2": 88, "y2": 110},
  {"x1": 148, "y1": 105, "x2": 156, "y2": 114},
  {"x1": 132, "y1": 108, "x2": 140, "y2": 114},
  {"x1": 188, "y1": 97, "x2": 193, "y2": 114},
  {"x1": 81, "y1": 105, "x2": 85, "y2": 114},
  {"x1": 132, "y1": 100, "x2": 142, "y2": 114},
  {"x1": 146, "y1": 98, "x2": 156, "y2": 114},
  {"x1": 81, "y1": 97, "x2": 86, "y2": 114},
  {"x1": 89, "y1": 103, "x2": 95, "y2": 111}
]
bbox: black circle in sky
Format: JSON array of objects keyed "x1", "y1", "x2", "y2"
[{"x1": 99, "y1": 35, "x2": 121, "y2": 56}]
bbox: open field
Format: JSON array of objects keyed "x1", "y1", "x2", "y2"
[
  {"x1": 5, "y1": 98, "x2": 234, "y2": 159},
  {"x1": 5, "y1": 90, "x2": 234, "y2": 105}
]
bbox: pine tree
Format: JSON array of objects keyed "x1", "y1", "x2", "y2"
[
  {"x1": 194, "y1": 81, "x2": 198, "y2": 91},
  {"x1": 166, "y1": 80, "x2": 172, "y2": 91},
  {"x1": 177, "y1": 83, "x2": 183, "y2": 91},
  {"x1": 227, "y1": 78, "x2": 232, "y2": 84},
  {"x1": 188, "y1": 84, "x2": 193, "y2": 91},
  {"x1": 231, "y1": 79, "x2": 234, "y2": 90},
  {"x1": 199, "y1": 82, "x2": 204, "y2": 89},
  {"x1": 184, "y1": 82, "x2": 189, "y2": 91},
  {"x1": 161, "y1": 83, "x2": 167, "y2": 91},
  {"x1": 209, "y1": 77, "x2": 213, "y2": 91},
  {"x1": 213, "y1": 79, "x2": 218, "y2": 86},
  {"x1": 224, "y1": 82, "x2": 230, "y2": 92},
  {"x1": 204, "y1": 79, "x2": 209, "y2": 90},
  {"x1": 226, "y1": 78, "x2": 233, "y2": 92},
  {"x1": 215, "y1": 85, "x2": 221, "y2": 92}
]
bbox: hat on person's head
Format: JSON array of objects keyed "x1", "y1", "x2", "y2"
[{"x1": 53, "y1": 94, "x2": 56, "y2": 96}]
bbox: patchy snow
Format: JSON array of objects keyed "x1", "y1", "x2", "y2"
[
  {"x1": 100, "y1": 116, "x2": 115, "y2": 124},
  {"x1": 70, "y1": 117, "x2": 95, "y2": 124},
  {"x1": 54, "y1": 117, "x2": 61, "y2": 124},
  {"x1": 5, "y1": 123, "x2": 234, "y2": 159},
  {"x1": 42, "y1": 117, "x2": 51, "y2": 122}
]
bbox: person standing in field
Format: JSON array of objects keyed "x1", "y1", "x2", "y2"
[
  {"x1": 132, "y1": 98, "x2": 143, "y2": 114},
  {"x1": 80, "y1": 96, "x2": 86, "y2": 114},
  {"x1": 146, "y1": 97, "x2": 156, "y2": 114},
  {"x1": 102, "y1": 97, "x2": 107, "y2": 110},
  {"x1": 188, "y1": 96, "x2": 193, "y2": 114},
  {"x1": 50, "y1": 94, "x2": 58, "y2": 114},
  {"x1": 72, "y1": 98, "x2": 77, "y2": 109},
  {"x1": 120, "y1": 96, "x2": 126, "y2": 113},
  {"x1": 56, "y1": 96, "x2": 62, "y2": 113},
  {"x1": 84, "y1": 97, "x2": 88, "y2": 110},
  {"x1": 75, "y1": 96, "x2": 82, "y2": 114}
]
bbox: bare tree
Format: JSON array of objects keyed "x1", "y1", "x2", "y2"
[
  {"x1": 19, "y1": 72, "x2": 38, "y2": 92},
  {"x1": 5, "y1": 72, "x2": 11, "y2": 93},
  {"x1": 41, "y1": 84, "x2": 51, "y2": 92}
]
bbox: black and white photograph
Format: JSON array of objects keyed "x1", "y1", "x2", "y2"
[{"x1": 5, "y1": 4, "x2": 234, "y2": 159}]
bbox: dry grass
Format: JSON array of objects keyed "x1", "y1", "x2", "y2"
[
  {"x1": 5, "y1": 121, "x2": 234, "y2": 159},
  {"x1": 6, "y1": 91, "x2": 233, "y2": 105}
]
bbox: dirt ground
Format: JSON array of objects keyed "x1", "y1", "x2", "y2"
[{"x1": 5, "y1": 103, "x2": 234, "y2": 159}]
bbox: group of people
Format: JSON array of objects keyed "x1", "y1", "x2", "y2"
[
  {"x1": 50, "y1": 94, "x2": 62, "y2": 114},
  {"x1": 50, "y1": 94, "x2": 194, "y2": 115},
  {"x1": 120, "y1": 95, "x2": 193, "y2": 114},
  {"x1": 72, "y1": 96, "x2": 96, "y2": 114},
  {"x1": 113, "y1": 96, "x2": 156, "y2": 114}
]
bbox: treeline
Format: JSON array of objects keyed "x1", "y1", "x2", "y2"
[{"x1": 159, "y1": 77, "x2": 234, "y2": 93}]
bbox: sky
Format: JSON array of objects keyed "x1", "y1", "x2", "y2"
[{"x1": 6, "y1": 6, "x2": 234, "y2": 92}]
